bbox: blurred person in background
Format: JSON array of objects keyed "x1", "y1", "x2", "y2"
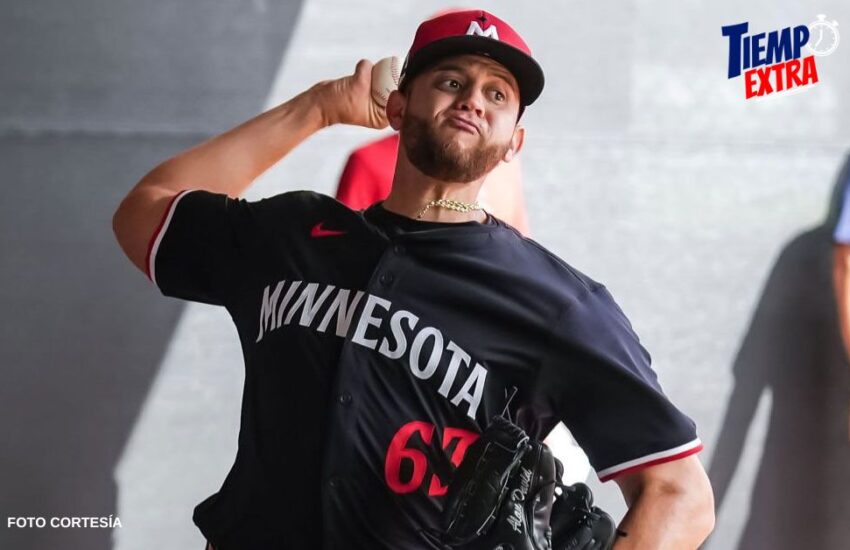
[{"x1": 832, "y1": 164, "x2": 850, "y2": 440}]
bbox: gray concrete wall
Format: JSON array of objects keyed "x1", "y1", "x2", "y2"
[
  {"x1": 2, "y1": 1, "x2": 849, "y2": 549},
  {"x1": 0, "y1": 2, "x2": 303, "y2": 549}
]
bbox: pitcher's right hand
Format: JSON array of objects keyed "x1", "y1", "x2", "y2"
[{"x1": 315, "y1": 59, "x2": 390, "y2": 130}]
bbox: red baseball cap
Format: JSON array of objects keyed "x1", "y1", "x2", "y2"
[{"x1": 398, "y1": 9, "x2": 545, "y2": 108}]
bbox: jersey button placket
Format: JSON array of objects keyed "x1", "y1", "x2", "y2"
[
  {"x1": 379, "y1": 272, "x2": 395, "y2": 287},
  {"x1": 327, "y1": 475, "x2": 342, "y2": 490},
  {"x1": 337, "y1": 391, "x2": 353, "y2": 406},
  {"x1": 322, "y1": 342, "x2": 362, "y2": 511}
]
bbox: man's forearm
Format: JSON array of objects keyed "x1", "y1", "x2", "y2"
[
  {"x1": 113, "y1": 59, "x2": 385, "y2": 275},
  {"x1": 112, "y1": 84, "x2": 331, "y2": 274},
  {"x1": 613, "y1": 483, "x2": 714, "y2": 549},
  {"x1": 833, "y1": 246, "x2": 850, "y2": 360},
  {"x1": 133, "y1": 84, "x2": 329, "y2": 199}
]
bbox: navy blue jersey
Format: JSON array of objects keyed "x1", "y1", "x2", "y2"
[{"x1": 148, "y1": 189, "x2": 701, "y2": 549}]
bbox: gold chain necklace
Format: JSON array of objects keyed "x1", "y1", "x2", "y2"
[{"x1": 416, "y1": 198, "x2": 482, "y2": 220}]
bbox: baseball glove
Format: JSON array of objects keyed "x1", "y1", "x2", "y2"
[
  {"x1": 422, "y1": 416, "x2": 618, "y2": 550},
  {"x1": 550, "y1": 474, "x2": 618, "y2": 550}
]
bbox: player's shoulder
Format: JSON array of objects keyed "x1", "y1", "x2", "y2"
[
  {"x1": 254, "y1": 189, "x2": 335, "y2": 208},
  {"x1": 251, "y1": 190, "x2": 359, "y2": 218},
  {"x1": 491, "y1": 219, "x2": 604, "y2": 299},
  {"x1": 177, "y1": 188, "x2": 342, "y2": 215},
  {"x1": 226, "y1": 190, "x2": 365, "y2": 239}
]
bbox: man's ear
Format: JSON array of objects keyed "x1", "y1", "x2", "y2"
[
  {"x1": 386, "y1": 90, "x2": 405, "y2": 131},
  {"x1": 502, "y1": 125, "x2": 526, "y2": 162}
]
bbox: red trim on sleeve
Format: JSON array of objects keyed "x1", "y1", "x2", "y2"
[
  {"x1": 598, "y1": 443, "x2": 704, "y2": 482},
  {"x1": 145, "y1": 192, "x2": 186, "y2": 282}
]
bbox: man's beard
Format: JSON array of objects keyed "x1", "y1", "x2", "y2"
[{"x1": 401, "y1": 110, "x2": 511, "y2": 183}]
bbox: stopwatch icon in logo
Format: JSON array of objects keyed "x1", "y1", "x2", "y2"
[{"x1": 808, "y1": 14, "x2": 839, "y2": 57}]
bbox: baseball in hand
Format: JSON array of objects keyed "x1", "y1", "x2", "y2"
[{"x1": 371, "y1": 56, "x2": 401, "y2": 108}]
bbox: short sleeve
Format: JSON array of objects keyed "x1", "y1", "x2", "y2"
[
  {"x1": 834, "y1": 184, "x2": 850, "y2": 244},
  {"x1": 537, "y1": 286, "x2": 702, "y2": 482},
  {"x1": 147, "y1": 190, "x2": 250, "y2": 305}
]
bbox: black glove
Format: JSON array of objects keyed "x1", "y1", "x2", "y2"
[
  {"x1": 549, "y1": 461, "x2": 618, "y2": 550},
  {"x1": 422, "y1": 416, "x2": 619, "y2": 550},
  {"x1": 424, "y1": 416, "x2": 558, "y2": 550}
]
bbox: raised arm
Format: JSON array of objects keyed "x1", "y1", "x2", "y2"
[
  {"x1": 112, "y1": 59, "x2": 388, "y2": 275},
  {"x1": 612, "y1": 455, "x2": 715, "y2": 549}
]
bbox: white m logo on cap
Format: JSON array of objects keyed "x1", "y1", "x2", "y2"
[{"x1": 466, "y1": 21, "x2": 499, "y2": 40}]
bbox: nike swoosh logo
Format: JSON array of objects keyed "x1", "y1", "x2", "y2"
[{"x1": 311, "y1": 221, "x2": 346, "y2": 238}]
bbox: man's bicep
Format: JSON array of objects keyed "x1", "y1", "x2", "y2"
[
  {"x1": 149, "y1": 190, "x2": 248, "y2": 306},
  {"x1": 616, "y1": 454, "x2": 707, "y2": 496},
  {"x1": 539, "y1": 286, "x2": 702, "y2": 482},
  {"x1": 613, "y1": 455, "x2": 707, "y2": 506},
  {"x1": 150, "y1": 189, "x2": 315, "y2": 306}
]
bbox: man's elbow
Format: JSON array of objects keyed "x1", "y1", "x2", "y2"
[
  {"x1": 112, "y1": 199, "x2": 129, "y2": 252},
  {"x1": 111, "y1": 200, "x2": 139, "y2": 271},
  {"x1": 689, "y1": 481, "x2": 716, "y2": 542},
  {"x1": 112, "y1": 200, "x2": 126, "y2": 240},
  {"x1": 627, "y1": 458, "x2": 716, "y2": 545},
  {"x1": 669, "y1": 470, "x2": 715, "y2": 543},
  {"x1": 110, "y1": 190, "x2": 160, "y2": 275}
]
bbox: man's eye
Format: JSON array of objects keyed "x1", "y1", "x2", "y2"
[
  {"x1": 443, "y1": 79, "x2": 461, "y2": 89},
  {"x1": 491, "y1": 89, "x2": 506, "y2": 102}
]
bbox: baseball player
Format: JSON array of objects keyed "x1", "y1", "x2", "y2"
[
  {"x1": 832, "y1": 172, "x2": 850, "y2": 441},
  {"x1": 112, "y1": 9, "x2": 714, "y2": 550}
]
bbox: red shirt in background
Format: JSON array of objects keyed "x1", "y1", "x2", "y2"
[{"x1": 335, "y1": 133, "x2": 400, "y2": 210}]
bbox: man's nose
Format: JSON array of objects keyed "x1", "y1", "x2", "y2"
[{"x1": 455, "y1": 85, "x2": 485, "y2": 117}]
